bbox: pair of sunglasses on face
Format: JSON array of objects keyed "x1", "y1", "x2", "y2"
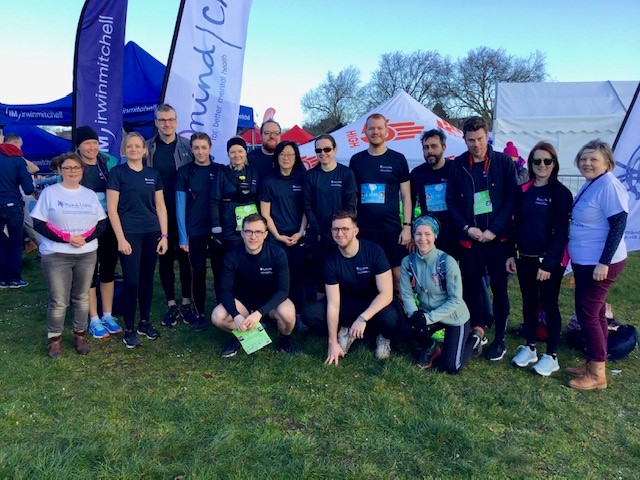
[{"x1": 532, "y1": 158, "x2": 553, "y2": 166}]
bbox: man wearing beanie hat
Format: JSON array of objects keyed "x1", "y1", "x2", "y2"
[
  {"x1": 503, "y1": 141, "x2": 528, "y2": 185},
  {"x1": 145, "y1": 104, "x2": 195, "y2": 327},
  {"x1": 74, "y1": 125, "x2": 123, "y2": 338}
]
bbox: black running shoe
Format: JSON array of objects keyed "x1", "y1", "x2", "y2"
[
  {"x1": 279, "y1": 335, "x2": 302, "y2": 355},
  {"x1": 485, "y1": 341, "x2": 507, "y2": 361},
  {"x1": 194, "y1": 314, "x2": 208, "y2": 332},
  {"x1": 220, "y1": 337, "x2": 242, "y2": 357},
  {"x1": 416, "y1": 344, "x2": 441, "y2": 369},
  {"x1": 123, "y1": 330, "x2": 141, "y2": 349},
  {"x1": 137, "y1": 322, "x2": 160, "y2": 340},
  {"x1": 161, "y1": 305, "x2": 181, "y2": 327},
  {"x1": 181, "y1": 304, "x2": 197, "y2": 325}
]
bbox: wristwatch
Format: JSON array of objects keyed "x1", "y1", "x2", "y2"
[
  {"x1": 357, "y1": 315, "x2": 368, "y2": 323},
  {"x1": 403, "y1": 222, "x2": 412, "y2": 227}
]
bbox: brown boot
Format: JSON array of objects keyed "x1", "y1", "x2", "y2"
[
  {"x1": 48, "y1": 336, "x2": 62, "y2": 358},
  {"x1": 568, "y1": 361, "x2": 607, "y2": 390},
  {"x1": 565, "y1": 360, "x2": 588, "y2": 377},
  {"x1": 73, "y1": 331, "x2": 90, "y2": 355}
]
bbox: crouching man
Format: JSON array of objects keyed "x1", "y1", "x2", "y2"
[
  {"x1": 302, "y1": 211, "x2": 403, "y2": 364},
  {"x1": 211, "y1": 213, "x2": 300, "y2": 357}
]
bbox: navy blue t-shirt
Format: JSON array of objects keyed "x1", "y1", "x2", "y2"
[
  {"x1": 176, "y1": 162, "x2": 219, "y2": 237},
  {"x1": 516, "y1": 184, "x2": 553, "y2": 256},
  {"x1": 247, "y1": 148, "x2": 274, "y2": 182},
  {"x1": 304, "y1": 163, "x2": 358, "y2": 242},
  {"x1": 153, "y1": 140, "x2": 178, "y2": 208},
  {"x1": 107, "y1": 163, "x2": 163, "y2": 234},
  {"x1": 80, "y1": 163, "x2": 108, "y2": 193},
  {"x1": 259, "y1": 170, "x2": 305, "y2": 235},
  {"x1": 324, "y1": 239, "x2": 390, "y2": 301},
  {"x1": 349, "y1": 149, "x2": 409, "y2": 232}
]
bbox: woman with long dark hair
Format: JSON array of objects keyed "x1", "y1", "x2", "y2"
[{"x1": 506, "y1": 141, "x2": 572, "y2": 376}]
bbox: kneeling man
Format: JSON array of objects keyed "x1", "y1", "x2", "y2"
[
  {"x1": 302, "y1": 211, "x2": 403, "y2": 364},
  {"x1": 211, "y1": 213, "x2": 300, "y2": 356}
]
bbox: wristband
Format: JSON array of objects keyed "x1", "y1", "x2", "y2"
[
  {"x1": 161, "y1": 233, "x2": 168, "y2": 239},
  {"x1": 403, "y1": 222, "x2": 412, "y2": 227},
  {"x1": 299, "y1": 228, "x2": 306, "y2": 237}
]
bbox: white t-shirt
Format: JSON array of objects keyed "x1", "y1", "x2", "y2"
[
  {"x1": 31, "y1": 183, "x2": 107, "y2": 255},
  {"x1": 568, "y1": 172, "x2": 628, "y2": 265}
]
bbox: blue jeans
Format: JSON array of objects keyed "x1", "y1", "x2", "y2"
[
  {"x1": 0, "y1": 204, "x2": 25, "y2": 282},
  {"x1": 41, "y1": 251, "x2": 97, "y2": 336}
]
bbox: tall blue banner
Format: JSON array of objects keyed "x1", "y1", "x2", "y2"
[{"x1": 72, "y1": 0, "x2": 128, "y2": 157}]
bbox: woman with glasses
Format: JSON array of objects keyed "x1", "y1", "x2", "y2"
[
  {"x1": 565, "y1": 140, "x2": 627, "y2": 390},
  {"x1": 303, "y1": 134, "x2": 358, "y2": 296},
  {"x1": 210, "y1": 137, "x2": 259, "y2": 295},
  {"x1": 259, "y1": 141, "x2": 307, "y2": 313},
  {"x1": 176, "y1": 132, "x2": 220, "y2": 331},
  {"x1": 506, "y1": 141, "x2": 572, "y2": 376},
  {"x1": 107, "y1": 133, "x2": 169, "y2": 349},
  {"x1": 31, "y1": 153, "x2": 107, "y2": 357}
]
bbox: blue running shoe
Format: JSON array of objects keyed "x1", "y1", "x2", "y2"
[
  {"x1": 9, "y1": 280, "x2": 28, "y2": 288},
  {"x1": 89, "y1": 320, "x2": 110, "y2": 339},
  {"x1": 101, "y1": 315, "x2": 123, "y2": 334}
]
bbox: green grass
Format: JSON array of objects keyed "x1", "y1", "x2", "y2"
[{"x1": 1, "y1": 251, "x2": 640, "y2": 479}]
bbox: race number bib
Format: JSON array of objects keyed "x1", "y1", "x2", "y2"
[
  {"x1": 235, "y1": 204, "x2": 258, "y2": 231},
  {"x1": 361, "y1": 183, "x2": 385, "y2": 204},
  {"x1": 473, "y1": 190, "x2": 493, "y2": 215},
  {"x1": 424, "y1": 183, "x2": 447, "y2": 212}
]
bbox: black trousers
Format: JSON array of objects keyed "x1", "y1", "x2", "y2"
[
  {"x1": 516, "y1": 256, "x2": 565, "y2": 354},
  {"x1": 119, "y1": 231, "x2": 159, "y2": 330},
  {"x1": 187, "y1": 235, "x2": 216, "y2": 315},
  {"x1": 302, "y1": 296, "x2": 404, "y2": 341},
  {"x1": 158, "y1": 207, "x2": 192, "y2": 303},
  {"x1": 459, "y1": 240, "x2": 510, "y2": 342}
]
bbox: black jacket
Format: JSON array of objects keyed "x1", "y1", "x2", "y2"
[
  {"x1": 445, "y1": 146, "x2": 517, "y2": 241},
  {"x1": 512, "y1": 179, "x2": 573, "y2": 271}
]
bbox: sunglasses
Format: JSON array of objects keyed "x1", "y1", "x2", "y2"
[
  {"x1": 315, "y1": 147, "x2": 333, "y2": 154},
  {"x1": 532, "y1": 158, "x2": 553, "y2": 166}
]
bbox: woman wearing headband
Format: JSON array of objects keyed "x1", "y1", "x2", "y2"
[{"x1": 400, "y1": 215, "x2": 473, "y2": 373}]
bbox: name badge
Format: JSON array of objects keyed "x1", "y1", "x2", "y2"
[
  {"x1": 473, "y1": 190, "x2": 493, "y2": 215},
  {"x1": 361, "y1": 183, "x2": 385, "y2": 204},
  {"x1": 424, "y1": 183, "x2": 447, "y2": 212}
]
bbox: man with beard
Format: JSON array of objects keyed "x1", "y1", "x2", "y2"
[
  {"x1": 247, "y1": 120, "x2": 281, "y2": 180},
  {"x1": 145, "y1": 104, "x2": 195, "y2": 327},
  {"x1": 349, "y1": 114, "x2": 412, "y2": 292},
  {"x1": 445, "y1": 116, "x2": 517, "y2": 362},
  {"x1": 410, "y1": 129, "x2": 457, "y2": 257}
]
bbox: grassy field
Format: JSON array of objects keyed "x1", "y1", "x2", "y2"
[{"x1": 1, "y1": 251, "x2": 639, "y2": 479}]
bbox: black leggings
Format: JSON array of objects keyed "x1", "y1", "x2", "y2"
[
  {"x1": 302, "y1": 296, "x2": 403, "y2": 341},
  {"x1": 516, "y1": 256, "x2": 565, "y2": 354},
  {"x1": 91, "y1": 222, "x2": 119, "y2": 287},
  {"x1": 268, "y1": 237, "x2": 306, "y2": 313},
  {"x1": 158, "y1": 211, "x2": 191, "y2": 303},
  {"x1": 120, "y1": 231, "x2": 159, "y2": 330},
  {"x1": 422, "y1": 322, "x2": 473, "y2": 374},
  {"x1": 187, "y1": 235, "x2": 215, "y2": 315}
]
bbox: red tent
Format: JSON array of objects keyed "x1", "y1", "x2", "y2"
[
  {"x1": 281, "y1": 125, "x2": 314, "y2": 144},
  {"x1": 241, "y1": 126, "x2": 261, "y2": 145}
]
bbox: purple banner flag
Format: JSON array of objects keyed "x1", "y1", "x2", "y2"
[{"x1": 72, "y1": 0, "x2": 128, "y2": 157}]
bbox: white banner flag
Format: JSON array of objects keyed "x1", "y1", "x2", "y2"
[
  {"x1": 162, "y1": 0, "x2": 252, "y2": 161},
  {"x1": 613, "y1": 82, "x2": 640, "y2": 252}
]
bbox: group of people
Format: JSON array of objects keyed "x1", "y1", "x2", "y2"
[{"x1": 1, "y1": 105, "x2": 628, "y2": 390}]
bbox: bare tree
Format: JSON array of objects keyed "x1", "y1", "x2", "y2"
[
  {"x1": 301, "y1": 66, "x2": 363, "y2": 132},
  {"x1": 362, "y1": 50, "x2": 450, "y2": 113},
  {"x1": 443, "y1": 47, "x2": 547, "y2": 124}
]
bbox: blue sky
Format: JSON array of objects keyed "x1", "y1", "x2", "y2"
[{"x1": 1, "y1": 0, "x2": 639, "y2": 127}]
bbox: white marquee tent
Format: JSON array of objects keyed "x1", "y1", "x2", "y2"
[
  {"x1": 493, "y1": 81, "x2": 638, "y2": 176},
  {"x1": 299, "y1": 90, "x2": 468, "y2": 171}
]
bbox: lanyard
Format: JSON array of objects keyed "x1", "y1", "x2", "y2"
[
  {"x1": 469, "y1": 153, "x2": 489, "y2": 174},
  {"x1": 572, "y1": 172, "x2": 606, "y2": 210}
]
